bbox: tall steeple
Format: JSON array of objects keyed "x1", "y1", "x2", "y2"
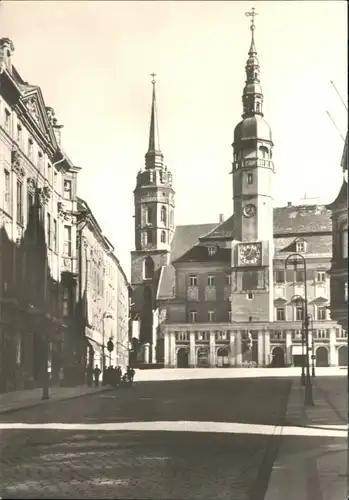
[
  {"x1": 145, "y1": 74, "x2": 164, "y2": 170},
  {"x1": 242, "y1": 7, "x2": 264, "y2": 118}
]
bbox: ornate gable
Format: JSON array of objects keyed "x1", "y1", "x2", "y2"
[{"x1": 19, "y1": 86, "x2": 58, "y2": 148}]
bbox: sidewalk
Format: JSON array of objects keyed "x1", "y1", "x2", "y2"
[
  {"x1": 0, "y1": 384, "x2": 111, "y2": 415},
  {"x1": 265, "y1": 376, "x2": 348, "y2": 500}
]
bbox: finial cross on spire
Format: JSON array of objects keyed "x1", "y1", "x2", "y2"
[
  {"x1": 151, "y1": 72, "x2": 156, "y2": 84},
  {"x1": 245, "y1": 7, "x2": 258, "y2": 30}
]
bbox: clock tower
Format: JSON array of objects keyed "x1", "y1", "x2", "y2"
[{"x1": 230, "y1": 9, "x2": 275, "y2": 322}]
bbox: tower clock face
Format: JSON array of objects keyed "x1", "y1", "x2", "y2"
[
  {"x1": 243, "y1": 204, "x2": 256, "y2": 218},
  {"x1": 239, "y1": 243, "x2": 261, "y2": 265}
]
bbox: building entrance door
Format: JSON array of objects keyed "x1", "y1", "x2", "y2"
[{"x1": 177, "y1": 348, "x2": 189, "y2": 368}]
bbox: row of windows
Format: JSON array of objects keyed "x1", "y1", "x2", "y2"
[
  {"x1": 188, "y1": 311, "x2": 232, "y2": 323},
  {"x1": 188, "y1": 270, "x2": 326, "y2": 288},
  {"x1": 276, "y1": 306, "x2": 327, "y2": 321},
  {"x1": 189, "y1": 274, "x2": 232, "y2": 287},
  {"x1": 142, "y1": 229, "x2": 167, "y2": 245},
  {"x1": 175, "y1": 329, "x2": 345, "y2": 342},
  {"x1": 188, "y1": 306, "x2": 328, "y2": 324},
  {"x1": 138, "y1": 205, "x2": 174, "y2": 227},
  {"x1": 3, "y1": 168, "x2": 72, "y2": 219},
  {"x1": 275, "y1": 270, "x2": 327, "y2": 283}
]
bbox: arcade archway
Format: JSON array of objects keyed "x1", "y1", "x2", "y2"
[
  {"x1": 315, "y1": 346, "x2": 329, "y2": 367},
  {"x1": 338, "y1": 345, "x2": 348, "y2": 367},
  {"x1": 177, "y1": 348, "x2": 189, "y2": 368},
  {"x1": 271, "y1": 346, "x2": 285, "y2": 367},
  {"x1": 197, "y1": 347, "x2": 209, "y2": 367},
  {"x1": 217, "y1": 347, "x2": 229, "y2": 367}
]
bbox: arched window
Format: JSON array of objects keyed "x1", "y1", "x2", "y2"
[
  {"x1": 145, "y1": 206, "x2": 152, "y2": 224},
  {"x1": 144, "y1": 256, "x2": 154, "y2": 280},
  {"x1": 256, "y1": 103, "x2": 260, "y2": 113},
  {"x1": 259, "y1": 146, "x2": 268, "y2": 159},
  {"x1": 161, "y1": 206, "x2": 167, "y2": 224},
  {"x1": 161, "y1": 230, "x2": 166, "y2": 243}
]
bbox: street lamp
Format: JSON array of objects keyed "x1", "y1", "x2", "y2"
[
  {"x1": 291, "y1": 294, "x2": 306, "y2": 386},
  {"x1": 308, "y1": 314, "x2": 315, "y2": 377},
  {"x1": 102, "y1": 311, "x2": 113, "y2": 383},
  {"x1": 285, "y1": 253, "x2": 314, "y2": 406}
]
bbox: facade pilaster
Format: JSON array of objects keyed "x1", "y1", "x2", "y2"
[
  {"x1": 236, "y1": 331, "x2": 242, "y2": 366},
  {"x1": 229, "y1": 331, "x2": 236, "y2": 366},
  {"x1": 164, "y1": 331, "x2": 170, "y2": 367},
  {"x1": 257, "y1": 331, "x2": 264, "y2": 366},
  {"x1": 329, "y1": 328, "x2": 337, "y2": 366},
  {"x1": 264, "y1": 329, "x2": 271, "y2": 366},
  {"x1": 189, "y1": 331, "x2": 196, "y2": 367},
  {"x1": 285, "y1": 330, "x2": 292, "y2": 365},
  {"x1": 170, "y1": 332, "x2": 176, "y2": 367},
  {"x1": 209, "y1": 331, "x2": 216, "y2": 367}
]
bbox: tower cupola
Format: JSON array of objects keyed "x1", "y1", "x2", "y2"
[{"x1": 233, "y1": 7, "x2": 273, "y2": 148}]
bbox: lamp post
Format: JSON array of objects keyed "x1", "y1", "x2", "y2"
[
  {"x1": 285, "y1": 254, "x2": 314, "y2": 406},
  {"x1": 291, "y1": 294, "x2": 306, "y2": 386},
  {"x1": 101, "y1": 311, "x2": 112, "y2": 384},
  {"x1": 308, "y1": 314, "x2": 315, "y2": 377}
]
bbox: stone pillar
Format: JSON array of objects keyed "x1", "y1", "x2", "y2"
[
  {"x1": 285, "y1": 330, "x2": 292, "y2": 365},
  {"x1": 229, "y1": 331, "x2": 236, "y2": 366},
  {"x1": 170, "y1": 333, "x2": 177, "y2": 367},
  {"x1": 144, "y1": 342, "x2": 150, "y2": 364},
  {"x1": 189, "y1": 331, "x2": 196, "y2": 367},
  {"x1": 329, "y1": 328, "x2": 337, "y2": 366},
  {"x1": 264, "y1": 330, "x2": 271, "y2": 366},
  {"x1": 164, "y1": 332, "x2": 170, "y2": 367},
  {"x1": 209, "y1": 331, "x2": 216, "y2": 367},
  {"x1": 258, "y1": 331, "x2": 264, "y2": 366},
  {"x1": 236, "y1": 331, "x2": 242, "y2": 366}
]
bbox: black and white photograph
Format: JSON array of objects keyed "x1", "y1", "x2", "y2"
[{"x1": 0, "y1": 1, "x2": 347, "y2": 499}]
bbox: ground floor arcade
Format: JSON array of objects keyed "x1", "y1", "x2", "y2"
[{"x1": 162, "y1": 322, "x2": 347, "y2": 368}]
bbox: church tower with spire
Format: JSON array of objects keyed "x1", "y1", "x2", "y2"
[
  {"x1": 131, "y1": 76, "x2": 175, "y2": 352},
  {"x1": 230, "y1": 8, "x2": 275, "y2": 322}
]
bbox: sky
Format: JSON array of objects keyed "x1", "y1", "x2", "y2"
[{"x1": 1, "y1": 1, "x2": 347, "y2": 278}]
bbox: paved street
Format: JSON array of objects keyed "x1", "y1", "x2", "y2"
[{"x1": 0, "y1": 375, "x2": 346, "y2": 499}]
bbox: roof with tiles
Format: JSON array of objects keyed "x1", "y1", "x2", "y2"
[
  {"x1": 170, "y1": 223, "x2": 219, "y2": 263},
  {"x1": 156, "y1": 265, "x2": 176, "y2": 300},
  {"x1": 273, "y1": 205, "x2": 332, "y2": 235},
  {"x1": 174, "y1": 245, "x2": 231, "y2": 264}
]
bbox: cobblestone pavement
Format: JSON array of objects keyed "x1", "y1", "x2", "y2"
[{"x1": 0, "y1": 377, "x2": 291, "y2": 499}]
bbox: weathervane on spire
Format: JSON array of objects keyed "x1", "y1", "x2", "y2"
[
  {"x1": 245, "y1": 7, "x2": 258, "y2": 31},
  {"x1": 151, "y1": 72, "x2": 156, "y2": 84}
]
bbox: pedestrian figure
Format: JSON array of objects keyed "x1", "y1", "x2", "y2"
[
  {"x1": 93, "y1": 365, "x2": 101, "y2": 387},
  {"x1": 115, "y1": 366, "x2": 121, "y2": 387},
  {"x1": 126, "y1": 366, "x2": 135, "y2": 386},
  {"x1": 86, "y1": 364, "x2": 93, "y2": 388}
]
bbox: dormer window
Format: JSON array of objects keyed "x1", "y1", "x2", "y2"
[
  {"x1": 208, "y1": 246, "x2": 217, "y2": 256},
  {"x1": 296, "y1": 240, "x2": 306, "y2": 253}
]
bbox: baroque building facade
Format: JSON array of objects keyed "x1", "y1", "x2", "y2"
[
  {"x1": 130, "y1": 15, "x2": 347, "y2": 369},
  {"x1": 327, "y1": 133, "x2": 348, "y2": 333},
  {"x1": 0, "y1": 38, "x2": 130, "y2": 392},
  {"x1": 77, "y1": 198, "x2": 130, "y2": 374},
  {"x1": 0, "y1": 38, "x2": 80, "y2": 391}
]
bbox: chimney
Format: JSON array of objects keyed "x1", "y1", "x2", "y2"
[
  {"x1": 46, "y1": 107, "x2": 63, "y2": 146},
  {"x1": 287, "y1": 202, "x2": 292, "y2": 207},
  {"x1": 219, "y1": 213, "x2": 224, "y2": 223}
]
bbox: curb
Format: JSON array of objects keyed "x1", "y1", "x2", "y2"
[{"x1": 0, "y1": 386, "x2": 114, "y2": 416}]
